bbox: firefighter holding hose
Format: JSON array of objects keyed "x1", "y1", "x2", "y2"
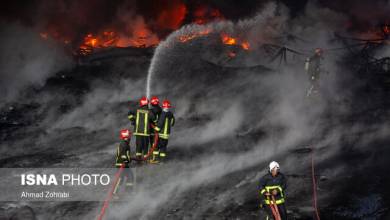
[
  {"x1": 151, "y1": 99, "x2": 175, "y2": 163},
  {"x1": 113, "y1": 129, "x2": 133, "y2": 198},
  {"x1": 259, "y1": 161, "x2": 287, "y2": 220},
  {"x1": 150, "y1": 96, "x2": 162, "y2": 161},
  {"x1": 128, "y1": 97, "x2": 157, "y2": 162},
  {"x1": 115, "y1": 129, "x2": 131, "y2": 167}
]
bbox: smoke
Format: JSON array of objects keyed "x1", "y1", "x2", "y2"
[
  {"x1": 1, "y1": 1, "x2": 389, "y2": 219},
  {"x1": 50, "y1": 78, "x2": 145, "y2": 132},
  {"x1": 0, "y1": 24, "x2": 73, "y2": 104},
  {"x1": 102, "y1": 1, "x2": 390, "y2": 218}
]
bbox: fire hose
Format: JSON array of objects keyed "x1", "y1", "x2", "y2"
[
  {"x1": 267, "y1": 195, "x2": 281, "y2": 220},
  {"x1": 311, "y1": 147, "x2": 321, "y2": 220},
  {"x1": 97, "y1": 163, "x2": 125, "y2": 220},
  {"x1": 97, "y1": 128, "x2": 160, "y2": 220}
]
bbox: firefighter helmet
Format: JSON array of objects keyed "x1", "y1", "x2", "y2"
[
  {"x1": 315, "y1": 48, "x2": 323, "y2": 56},
  {"x1": 139, "y1": 97, "x2": 149, "y2": 107},
  {"x1": 120, "y1": 129, "x2": 130, "y2": 140},
  {"x1": 269, "y1": 161, "x2": 280, "y2": 172},
  {"x1": 162, "y1": 100, "x2": 171, "y2": 109},
  {"x1": 150, "y1": 96, "x2": 159, "y2": 105}
]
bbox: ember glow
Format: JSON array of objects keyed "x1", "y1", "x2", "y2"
[
  {"x1": 221, "y1": 33, "x2": 251, "y2": 50},
  {"x1": 221, "y1": 34, "x2": 237, "y2": 45},
  {"x1": 241, "y1": 41, "x2": 250, "y2": 50},
  {"x1": 177, "y1": 28, "x2": 212, "y2": 43},
  {"x1": 36, "y1": 1, "x2": 241, "y2": 56}
]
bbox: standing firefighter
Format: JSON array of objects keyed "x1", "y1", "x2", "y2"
[
  {"x1": 152, "y1": 100, "x2": 175, "y2": 163},
  {"x1": 259, "y1": 161, "x2": 287, "y2": 220},
  {"x1": 305, "y1": 48, "x2": 323, "y2": 96},
  {"x1": 113, "y1": 129, "x2": 133, "y2": 198},
  {"x1": 150, "y1": 96, "x2": 162, "y2": 161},
  {"x1": 128, "y1": 97, "x2": 157, "y2": 161}
]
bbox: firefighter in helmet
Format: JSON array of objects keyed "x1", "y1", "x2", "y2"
[
  {"x1": 305, "y1": 48, "x2": 323, "y2": 96},
  {"x1": 113, "y1": 129, "x2": 133, "y2": 198},
  {"x1": 150, "y1": 96, "x2": 162, "y2": 160},
  {"x1": 115, "y1": 129, "x2": 131, "y2": 167},
  {"x1": 128, "y1": 97, "x2": 157, "y2": 162},
  {"x1": 152, "y1": 100, "x2": 175, "y2": 163},
  {"x1": 259, "y1": 161, "x2": 287, "y2": 220}
]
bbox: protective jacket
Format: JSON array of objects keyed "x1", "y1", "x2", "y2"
[
  {"x1": 128, "y1": 106, "x2": 156, "y2": 136},
  {"x1": 150, "y1": 104, "x2": 162, "y2": 124},
  {"x1": 115, "y1": 140, "x2": 131, "y2": 167},
  {"x1": 258, "y1": 172, "x2": 287, "y2": 205},
  {"x1": 156, "y1": 111, "x2": 175, "y2": 140}
]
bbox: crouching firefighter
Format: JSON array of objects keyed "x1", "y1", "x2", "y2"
[
  {"x1": 128, "y1": 97, "x2": 156, "y2": 162},
  {"x1": 152, "y1": 100, "x2": 175, "y2": 163},
  {"x1": 113, "y1": 129, "x2": 134, "y2": 198},
  {"x1": 259, "y1": 161, "x2": 287, "y2": 220}
]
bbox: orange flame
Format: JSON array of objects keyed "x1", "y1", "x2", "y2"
[
  {"x1": 241, "y1": 41, "x2": 250, "y2": 50},
  {"x1": 178, "y1": 28, "x2": 212, "y2": 42},
  {"x1": 221, "y1": 33, "x2": 250, "y2": 50},
  {"x1": 221, "y1": 34, "x2": 237, "y2": 45}
]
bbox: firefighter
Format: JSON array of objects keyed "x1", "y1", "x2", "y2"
[
  {"x1": 128, "y1": 97, "x2": 157, "y2": 162},
  {"x1": 150, "y1": 96, "x2": 162, "y2": 161},
  {"x1": 113, "y1": 129, "x2": 133, "y2": 198},
  {"x1": 259, "y1": 161, "x2": 287, "y2": 220},
  {"x1": 305, "y1": 48, "x2": 323, "y2": 96},
  {"x1": 152, "y1": 99, "x2": 175, "y2": 163},
  {"x1": 115, "y1": 129, "x2": 131, "y2": 167}
]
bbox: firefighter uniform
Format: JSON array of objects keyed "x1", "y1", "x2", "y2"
[
  {"x1": 154, "y1": 110, "x2": 175, "y2": 161},
  {"x1": 128, "y1": 105, "x2": 156, "y2": 159},
  {"x1": 113, "y1": 132, "x2": 133, "y2": 198},
  {"x1": 115, "y1": 139, "x2": 131, "y2": 167},
  {"x1": 150, "y1": 103, "x2": 162, "y2": 151},
  {"x1": 259, "y1": 172, "x2": 287, "y2": 220},
  {"x1": 305, "y1": 49, "x2": 323, "y2": 95}
]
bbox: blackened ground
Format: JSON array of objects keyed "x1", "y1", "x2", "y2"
[{"x1": 0, "y1": 47, "x2": 389, "y2": 220}]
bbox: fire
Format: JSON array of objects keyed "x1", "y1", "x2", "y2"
[
  {"x1": 156, "y1": 1, "x2": 187, "y2": 30},
  {"x1": 37, "y1": 2, "x2": 250, "y2": 56},
  {"x1": 221, "y1": 33, "x2": 250, "y2": 50},
  {"x1": 178, "y1": 28, "x2": 212, "y2": 43},
  {"x1": 84, "y1": 34, "x2": 98, "y2": 47},
  {"x1": 221, "y1": 34, "x2": 237, "y2": 45},
  {"x1": 241, "y1": 41, "x2": 250, "y2": 50}
]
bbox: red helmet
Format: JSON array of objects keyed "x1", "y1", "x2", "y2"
[
  {"x1": 120, "y1": 129, "x2": 130, "y2": 140},
  {"x1": 162, "y1": 100, "x2": 171, "y2": 109},
  {"x1": 150, "y1": 96, "x2": 159, "y2": 105},
  {"x1": 315, "y1": 48, "x2": 323, "y2": 55},
  {"x1": 139, "y1": 97, "x2": 149, "y2": 107}
]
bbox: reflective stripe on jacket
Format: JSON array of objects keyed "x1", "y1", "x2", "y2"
[
  {"x1": 156, "y1": 111, "x2": 175, "y2": 139},
  {"x1": 258, "y1": 172, "x2": 287, "y2": 205}
]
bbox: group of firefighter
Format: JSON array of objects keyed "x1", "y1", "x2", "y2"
[
  {"x1": 111, "y1": 48, "x2": 325, "y2": 219},
  {"x1": 115, "y1": 96, "x2": 175, "y2": 167}
]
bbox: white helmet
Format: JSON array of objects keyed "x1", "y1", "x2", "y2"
[{"x1": 269, "y1": 161, "x2": 280, "y2": 172}]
